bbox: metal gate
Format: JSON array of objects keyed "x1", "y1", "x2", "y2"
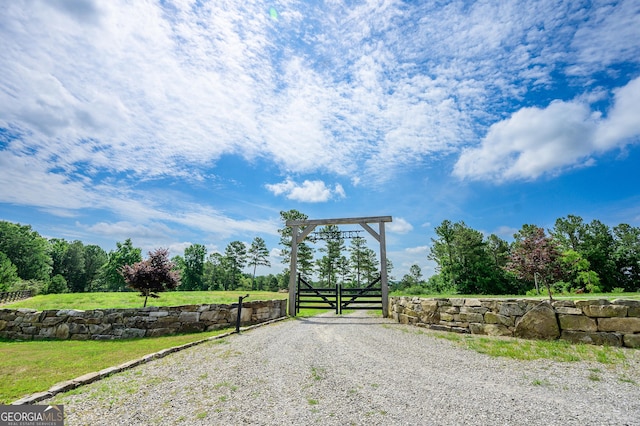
[{"x1": 295, "y1": 274, "x2": 382, "y2": 314}]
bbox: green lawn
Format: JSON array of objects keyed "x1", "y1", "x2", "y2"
[
  {"x1": 3, "y1": 291, "x2": 287, "y2": 310},
  {"x1": 0, "y1": 329, "x2": 236, "y2": 404}
]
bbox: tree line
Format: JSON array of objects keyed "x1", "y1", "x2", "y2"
[
  {"x1": 401, "y1": 215, "x2": 640, "y2": 295},
  {"x1": 0, "y1": 220, "x2": 279, "y2": 294}
]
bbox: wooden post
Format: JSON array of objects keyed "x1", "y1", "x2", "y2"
[
  {"x1": 288, "y1": 225, "x2": 299, "y2": 317},
  {"x1": 379, "y1": 221, "x2": 389, "y2": 317}
]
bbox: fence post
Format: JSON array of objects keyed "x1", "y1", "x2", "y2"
[{"x1": 236, "y1": 294, "x2": 250, "y2": 333}]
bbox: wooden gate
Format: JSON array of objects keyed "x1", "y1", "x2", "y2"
[
  {"x1": 296, "y1": 275, "x2": 339, "y2": 314},
  {"x1": 295, "y1": 274, "x2": 382, "y2": 314},
  {"x1": 340, "y1": 276, "x2": 382, "y2": 312}
]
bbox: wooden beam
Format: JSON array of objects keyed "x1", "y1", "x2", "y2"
[
  {"x1": 286, "y1": 216, "x2": 392, "y2": 227},
  {"x1": 359, "y1": 222, "x2": 379, "y2": 242}
]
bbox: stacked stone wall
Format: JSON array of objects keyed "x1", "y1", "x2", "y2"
[
  {"x1": 389, "y1": 297, "x2": 640, "y2": 348},
  {"x1": 0, "y1": 299, "x2": 287, "y2": 341}
]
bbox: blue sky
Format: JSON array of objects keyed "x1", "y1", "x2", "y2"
[{"x1": 1, "y1": 0, "x2": 639, "y2": 279}]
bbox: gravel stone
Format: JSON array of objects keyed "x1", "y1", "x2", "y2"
[{"x1": 49, "y1": 311, "x2": 640, "y2": 425}]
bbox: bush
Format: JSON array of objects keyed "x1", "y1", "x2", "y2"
[{"x1": 44, "y1": 274, "x2": 69, "y2": 294}]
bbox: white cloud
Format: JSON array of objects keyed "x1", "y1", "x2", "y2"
[
  {"x1": 453, "y1": 76, "x2": 640, "y2": 181},
  {"x1": 405, "y1": 245, "x2": 429, "y2": 255},
  {"x1": 387, "y1": 217, "x2": 413, "y2": 234},
  {"x1": 265, "y1": 178, "x2": 346, "y2": 203}
]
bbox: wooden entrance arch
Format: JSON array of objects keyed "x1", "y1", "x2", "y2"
[{"x1": 286, "y1": 216, "x2": 392, "y2": 317}]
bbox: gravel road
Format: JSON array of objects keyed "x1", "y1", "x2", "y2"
[{"x1": 52, "y1": 311, "x2": 640, "y2": 425}]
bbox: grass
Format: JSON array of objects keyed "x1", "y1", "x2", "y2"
[
  {"x1": 0, "y1": 328, "x2": 233, "y2": 404},
  {"x1": 431, "y1": 331, "x2": 633, "y2": 364},
  {"x1": 3, "y1": 291, "x2": 287, "y2": 310}
]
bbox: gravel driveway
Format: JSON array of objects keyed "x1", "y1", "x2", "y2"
[{"x1": 51, "y1": 311, "x2": 640, "y2": 425}]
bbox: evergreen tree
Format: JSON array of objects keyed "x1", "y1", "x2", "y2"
[
  {"x1": 248, "y1": 237, "x2": 270, "y2": 289},
  {"x1": 182, "y1": 244, "x2": 207, "y2": 290},
  {"x1": 0, "y1": 221, "x2": 52, "y2": 282},
  {"x1": 224, "y1": 241, "x2": 247, "y2": 290},
  {"x1": 98, "y1": 239, "x2": 142, "y2": 291}
]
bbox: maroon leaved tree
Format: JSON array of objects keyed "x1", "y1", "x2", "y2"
[
  {"x1": 120, "y1": 248, "x2": 181, "y2": 307},
  {"x1": 505, "y1": 226, "x2": 563, "y2": 302}
]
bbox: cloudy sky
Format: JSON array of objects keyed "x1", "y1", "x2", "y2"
[{"x1": 1, "y1": 0, "x2": 639, "y2": 279}]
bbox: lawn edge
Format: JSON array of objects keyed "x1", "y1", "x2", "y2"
[{"x1": 11, "y1": 316, "x2": 288, "y2": 405}]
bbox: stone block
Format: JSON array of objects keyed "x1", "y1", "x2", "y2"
[
  {"x1": 398, "y1": 314, "x2": 417, "y2": 324},
  {"x1": 89, "y1": 323, "x2": 111, "y2": 334},
  {"x1": 0, "y1": 320, "x2": 8, "y2": 331},
  {"x1": 149, "y1": 311, "x2": 169, "y2": 317},
  {"x1": 582, "y1": 304, "x2": 627, "y2": 318},
  {"x1": 558, "y1": 314, "x2": 597, "y2": 332},
  {"x1": 42, "y1": 317, "x2": 64, "y2": 326},
  {"x1": 178, "y1": 312, "x2": 200, "y2": 323},
  {"x1": 419, "y1": 311, "x2": 440, "y2": 324},
  {"x1": 499, "y1": 302, "x2": 524, "y2": 317},
  {"x1": 464, "y1": 298, "x2": 482, "y2": 307},
  {"x1": 146, "y1": 328, "x2": 173, "y2": 337},
  {"x1": 552, "y1": 300, "x2": 576, "y2": 308},
  {"x1": 514, "y1": 302, "x2": 559, "y2": 340},
  {"x1": 628, "y1": 307, "x2": 640, "y2": 317},
  {"x1": 459, "y1": 312, "x2": 484, "y2": 323},
  {"x1": 21, "y1": 326, "x2": 38, "y2": 334},
  {"x1": 420, "y1": 300, "x2": 439, "y2": 313},
  {"x1": 240, "y1": 307, "x2": 253, "y2": 323},
  {"x1": 461, "y1": 306, "x2": 488, "y2": 315},
  {"x1": 445, "y1": 307, "x2": 460, "y2": 314},
  {"x1": 484, "y1": 324, "x2": 513, "y2": 337},
  {"x1": 70, "y1": 333, "x2": 89, "y2": 340},
  {"x1": 440, "y1": 313, "x2": 454, "y2": 322},
  {"x1": 121, "y1": 328, "x2": 146, "y2": 339},
  {"x1": 598, "y1": 317, "x2": 640, "y2": 333},
  {"x1": 623, "y1": 334, "x2": 640, "y2": 349},
  {"x1": 560, "y1": 331, "x2": 622, "y2": 346},
  {"x1": 555, "y1": 307, "x2": 583, "y2": 315},
  {"x1": 469, "y1": 323, "x2": 485, "y2": 334},
  {"x1": 484, "y1": 312, "x2": 514, "y2": 327},
  {"x1": 575, "y1": 299, "x2": 609, "y2": 308},
  {"x1": 611, "y1": 299, "x2": 640, "y2": 307},
  {"x1": 68, "y1": 323, "x2": 88, "y2": 334},
  {"x1": 54, "y1": 323, "x2": 70, "y2": 339}
]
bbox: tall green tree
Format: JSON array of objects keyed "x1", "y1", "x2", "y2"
[
  {"x1": 348, "y1": 237, "x2": 367, "y2": 286},
  {"x1": 224, "y1": 241, "x2": 247, "y2": 290},
  {"x1": 247, "y1": 237, "x2": 270, "y2": 290},
  {"x1": 360, "y1": 247, "x2": 379, "y2": 285},
  {"x1": 0, "y1": 251, "x2": 19, "y2": 291},
  {"x1": 429, "y1": 220, "x2": 501, "y2": 294},
  {"x1": 0, "y1": 221, "x2": 51, "y2": 281},
  {"x1": 581, "y1": 220, "x2": 617, "y2": 292},
  {"x1": 612, "y1": 224, "x2": 640, "y2": 291},
  {"x1": 551, "y1": 215, "x2": 585, "y2": 252},
  {"x1": 316, "y1": 225, "x2": 345, "y2": 287},
  {"x1": 98, "y1": 239, "x2": 142, "y2": 291},
  {"x1": 83, "y1": 245, "x2": 108, "y2": 292},
  {"x1": 203, "y1": 252, "x2": 226, "y2": 290},
  {"x1": 182, "y1": 244, "x2": 207, "y2": 290},
  {"x1": 278, "y1": 209, "x2": 315, "y2": 277}
]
